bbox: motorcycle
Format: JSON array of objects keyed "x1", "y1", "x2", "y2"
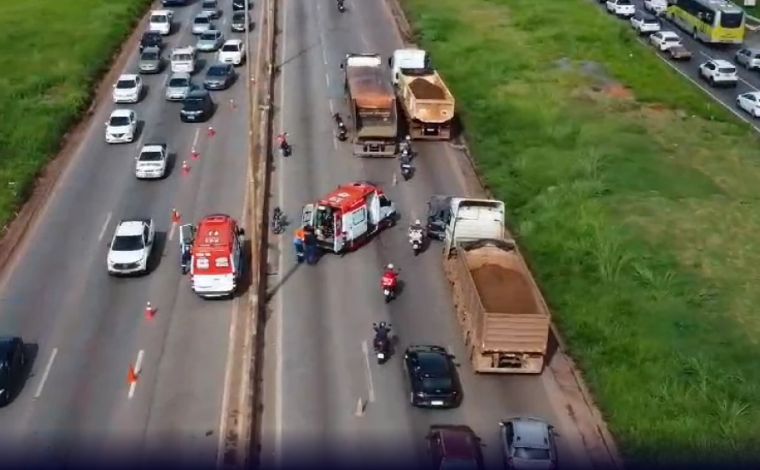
[
  {"x1": 381, "y1": 270, "x2": 398, "y2": 303},
  {"x1": 400, "y1": 156, "x2": 414, "y2": 181},
  {"x1": 337, "y1": 0, "x2": 346, "y2": 12},
  {"x1": 334, "y1": 113, "x2": 348, "y2": 141},
  {"x1": 271, "y1": 207, "x2": 284, "y2": 234},
  {"x1": 372, "y1": 322, "x2": 392, "y2": 364},
  {"x1": 409, "y1": 228, "x2": 423, "y2": 256},
  {"x1": 279, "y1": 142, "x2": 291, "y2": 158}
]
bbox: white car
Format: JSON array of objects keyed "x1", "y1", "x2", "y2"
[
  {"x1": 107, "y1": 219, "x2": 155, "y2": 276},
  {"x1": 644, "y1": 0, "x2": 668, "y2": 14},
  {"x1": 171, "y1": 46, "x2": 197, "y2": 74},
  {"x1": 135, "y1": 143, "x2": 168, "y2": 179},
  {"x1": 112, "y1": 74, "x2": 143, "y2": 103},
  {"x1": 606, "y1": 0, "x2": 635, "y2": 17},
  {"x1": 218, "y1": 39, "x2": 246, "y2": 66},
  {"x1": 149, "y1": 9, "x2": 174, "y2": 36},
  {"x1": 737, "y1": 92, "x2": 760, "y2": 117},
  {"x1": 649, "y1": 31, "x2": 681, "y2": 51},
  {"x1": 698, "y1": 59, "x2": 738, "y2": 87},
  {"x1": 105, "y1": 109, "x2": 137, "y2": 144},
  {"x1": 630, "y1": 13, "x2": 661, "y2": 34}
]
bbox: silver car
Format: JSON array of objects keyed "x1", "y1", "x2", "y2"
[
  {"x1": 139, "y1": 46, "x2": 162, "y2": 74},
  {"x1": 735, "y1": 48, "x2": 760, "y2": 71},
  {"x1": 499, "y1": 418, "x2": 558, "y2": 470},
  {"x1": 192, "y1": 12, "x2": 215, "y2": 35},
  {"x1": 196, "y1": 30, "x2": 224, "y2": 52},
  {"x1": 201, "y1": 0, "x2": 220, "y2": 18},
  {"x1": 165, "y1": 72, "x2": 193, "y2": 101}
]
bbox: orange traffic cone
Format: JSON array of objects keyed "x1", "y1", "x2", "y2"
[
  {"x1": 182, "y1": 160, "x2": 190, "y2": 175},
  {"x1": 191, "y1": 147, "x2": 200, "y2": 160},
  {"x1": 207, "y1": 126, "x2": 216, "y2": 138},
  {"x1": 145, "y1": 302, "x2": 156, "y2": 320},
  {"x1": 128, "y1": 365, "x2": 138, "y2": 385},
  {"x1": 171, "y1": 208, "x2": 181, "y2": 224}
]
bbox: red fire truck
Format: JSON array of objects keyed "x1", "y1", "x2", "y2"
[{"x1": 301, "y1": 181, "x2": 397, "y2": 253}]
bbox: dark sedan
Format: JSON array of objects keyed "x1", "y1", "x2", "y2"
[
  {"x1": 0, "y1": 336, "x2": 26, "y2": 406},
  {"x1": 204, "y1": 63, "x2": 236, "y2": 90},
  {"x1": 231, "y1": 11, "x2": 251, "y2": 32},
  {"x1": 139, "y1": 31, "x2": 163, "y2": 52},
  {"x1": 232, "y1": 0, "x2": 251, "y2": 10},
  {"x1": 404, "y1": 345, "x2": 461, "y2": 408}
]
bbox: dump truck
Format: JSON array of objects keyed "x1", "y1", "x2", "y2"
[
  {"x1": 342, "y1": 53, "x2": 398, "y2": 157},
  {"x1": 442, "y1": 198, "x2": 551, "y2": 374},
  {"x1": 389, "y1": 48, "x2": 455, "y2": 140}
]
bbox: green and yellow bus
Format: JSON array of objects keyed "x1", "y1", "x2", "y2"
[{"x1": 666, "y1": 0, "x2": 746, "y2": 44}]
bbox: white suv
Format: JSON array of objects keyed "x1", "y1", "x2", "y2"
[
  {"x1": 107, "y1": 219, "x2": 155, "y2": 275},
  {"x1": 135, "y1": 144, "x2": 168, "y2": 179},
  {"x1": 649, "y1": 31, "x2": 681, "y2": 51},
  {"x1": 218, "y1": 39, "x2": 246, "y2": 66},
  {"x1": 112, "y1": 74, "x2": 143, "y2": 103},
  {"x1": 606, "y1": 0, "x2": 635, "y2": 17},
  {"x1": 644, "y1": 0, "x2": 667, "y2": 14},
  {"x1": 630, "y1": 13, "x2": 661, "y2": 34},
  {"x1": 171, "y1": 46, "x2": 197, "y2": 74},
  {"x1": 149, "y1": 10, "x2": 174, "y2": 36},
  {"x1": 698, "y1": 59, "x2": 738, "y2": 87}
]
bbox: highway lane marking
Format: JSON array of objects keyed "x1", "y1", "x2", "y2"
[
  {"x1": 128, "y1": 349, "x2": 144, "y2": 400},
  {"x1": 192, "y1": 127, "x2": 201, "y2": 149},
  {"x1": 361, "y1": 340, "x2": 376, "y2": 403},
  {"x1": 697, "y1": 50, "x2": 759, "y2": 90},
  {"x1": 324, "y1": 72, "x2": 331, "y2": 87},
  {"x1": 33, "y1": 347, "x2": 58, "y2": 399},
  {"x1": 98, "y1": 212, "x2": 113, "y2": 241},
  {"x1": 167, "y1": 221, "x2": 177, "y2": 242}
]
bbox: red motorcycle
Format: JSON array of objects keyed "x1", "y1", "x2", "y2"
[{"x1": 381, "y1": 264, "x2": 399, "y2": 303}]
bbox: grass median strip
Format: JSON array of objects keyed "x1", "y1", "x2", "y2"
[
  {"x1": 0, "y1": 0, "x2": 151, "y2": 229},
  {"x1": 402, "y1": 0, "x2": 760, "y2": 464}
]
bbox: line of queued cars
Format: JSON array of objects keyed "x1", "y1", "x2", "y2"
[
  {"x1": 104, "y1": 0, "x2": 252, "y2": 277},
  {"x1": 596, "y1": 0, "x2": 760, "y2": 121}
]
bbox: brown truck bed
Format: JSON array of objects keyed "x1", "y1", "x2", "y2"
[{"x1": 347, "y1": 66, "x2": 395, "y2": 109}]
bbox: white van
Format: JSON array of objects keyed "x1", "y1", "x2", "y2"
[
  {"x1": 149, "y1": 10, "x2": 174, "y2": 36},
  {"x1": 171, "y1": 46, "x2": 196, "y2": 74},
  {"x1": 644, "y1": 0, "x2": 668, "y2": 14}
]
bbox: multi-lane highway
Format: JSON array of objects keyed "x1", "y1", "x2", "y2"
[
  {"x1": 259, "y1": 0, "x2": 605, "y2": 468},
  {"x1": 0, "y1": 1, "x2": 256, "y2": 466},
  {"x1": 601, "y1": 0, "x2": 760, "y2": 130}
]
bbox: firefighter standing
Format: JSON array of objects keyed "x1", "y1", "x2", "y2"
[{"x1": 293, "y1": 228, "x2": 305, "y2": 263}]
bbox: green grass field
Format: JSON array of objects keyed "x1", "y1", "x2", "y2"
[
  {"x1": 0, "y1": 0, "x2": 150, "y2": 228},
  {"x1": 402, "y1": 0, "x2": 760, "y2": 464}
]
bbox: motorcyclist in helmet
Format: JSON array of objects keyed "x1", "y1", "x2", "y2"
[
  {"x1": 409, "y1": 219, "x2": 424, "y2": 240},
  {"x1": 373, "y1": 321, "x2": 391, "y2": 341},
  {"x1": 382, "y1": 263, "x2": 398, "y2": 286}
]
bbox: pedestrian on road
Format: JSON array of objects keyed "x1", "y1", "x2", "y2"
[
  {"x1": 293, "y1": 228, "x2": 305, "y2": 264},
  {"x1": 304, "y1": 225, "x2": 319, "y2": 265}
]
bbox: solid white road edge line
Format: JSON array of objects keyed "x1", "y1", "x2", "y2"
[
  {"x1": 168, "y1": 222, "x2": 177, "y2": 242},
  {"x1": 215, "y1": 296, "x2": 241, "y2": 467},
  {"x1": 128, "y1": 349, "x2": 145, "y2": 400},
  {"x1": 33, "y1": 347, "x2": 58, "y2": 399},
  {"x1": 361, "y1": 340, "x2": 376, "y2": 403},
  {"x1": 98, "y1": 212, "x2": 113, "y2": 241},
  {"x1": 192, "y1": 127, "x2": 201, "y2": 149}
]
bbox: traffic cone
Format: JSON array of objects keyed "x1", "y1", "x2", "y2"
[
  {"x1": 171, "y1": 208, "x2": 181, "y2": 224},
  {"x1": 191, "y1": 147, "x2": 200, "y2": 160},
  {"x1": 128, "y1": 365, "x2": 138, "y2": 385},
  {"x1": 144, "y1": 302, "x2": 156, "y2": 320},
  {"x1": 182, "y1": 160, "x2": 190, "y2": 175},
  {"x1": 207, "y1": 126, "x2": 216, "y2": 138}
]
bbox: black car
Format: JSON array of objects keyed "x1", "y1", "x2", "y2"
[
  {"x1": 404, "y1": 345, "x2": 461, "y2": 408},
  {"x1": 180, "y1": 89, "x2": 214, "y2": 122},
  {"x1": 232, "y1": 0, "x2": 251, "y2": 11},
  {"x1": 231, "y1": 11, "x2": 251, "y2": 32},
  {"x1": 426, "y1": 195, "x2": 452, "y2": 241},
  {"x1": 162, "y1": 0, "x2": 188, "y2": 6},
  {"x1": 0, "y1": 336, "x2": 26, "y2": 406},
  {"x1": 204, "y1": 63, "x2": 236, "y2": 90},
  {"x1": 139, "y1": 31, "x2": 163, "y2": 52}
]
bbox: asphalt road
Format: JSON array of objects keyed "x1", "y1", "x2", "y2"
[
  {"x1": 0, "y1": 1, "x2": 254, "y2": 466},
  {"x1": 599, "y1": 0, "x2": 760, "y2": 129},
  {"x1": 259, "y1": 0, "x2": 596, "y2": 468}
]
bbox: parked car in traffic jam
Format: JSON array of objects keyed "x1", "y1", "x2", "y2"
[
  {"x1": 204, "y1": 63, "x2": 236, "y2": 90},
  {"x1": 180, "y1": 89, "x2": 214, "y2": 122},
  {"x1": 0, "y1": 336, "x2": 26, "y2": 406},
  {"x1": 404, "y1": 345, "x2": 462, "y2": 408}
]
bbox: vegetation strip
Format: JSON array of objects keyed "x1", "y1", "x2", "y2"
[{"x1": 402, "y1": 0, "x2": 760, "y2": 464}]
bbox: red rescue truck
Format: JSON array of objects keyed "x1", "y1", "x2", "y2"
[
  {"x1": 181, "y1": 213, "x2": 245, "y2": 299},
  {"x1": 302, "y1": 181, "x2": 397, "y2": 253}
]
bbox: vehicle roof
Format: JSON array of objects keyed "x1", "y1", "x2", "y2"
[
  {"x1": 115, "y1": 220, "x2": 147, "y2": 237},
  {"x1": 186, "y1": 88, "x2": 209, "y2": 98},
  {"x1": 318, "y1": 182, "x2": 380, "y2": 212},
  {"x1": 224, "y1": 39, "x2": 244, "y2": 46},
  {"x1": 118, "y1": 74, "x2": 139, "y2": 81},
  {"x1": 208, "y1": 63, "x2": 232, "y2": 70},
  {"x1": 407, "y1": 345, "x2": 450, "y2": 375},
  {"x1": 659, "y1": 31, "x2": 679, "y2": 37},
  {"x1": 169, "y1": 71, "x2": 192, "y2": 80},
  {"x1": 110, "y1": 109, "x2": 134, "y2": 118},
  {"x1": 692, "y1": 0, "x2": 743, "y2": 14},
  {"x1": 431, "y1": 426, "x2": 479, "y2": 460},
  {"x1": 151, "y1": 9, "x2": 173, "y2": 15},
  {"x1": 194, "y1": 214, "x2": 236, "y2": 252},
  {"x1": 507, "y1": 418, "x2": 552, "y2": 449},
  {"x1": 710, "y1": 59, "x2": 734, "y2": 67},
  {"x1": 142, "y1": 46, "x2": 161, "y2": 54},
  {"x1": 173, "y1": 46, "x2": 195, "y2": 53},
  {"x1": 201, "y1": 30, "x2": 222, "y2": 36},
  {"x1": 195, "y1": 11, "x2": 214, "y2": 19},
  {"x1": 743, "y1": 91, "x2": 760, "y2": 96},
  {"x1": 141, "y1": 144, "x2": 166, "y2": 152}
]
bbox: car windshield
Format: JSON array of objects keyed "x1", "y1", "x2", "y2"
[
  {"x1": 112, "y1": 235, "x2": 144, "y2": 251},
  {"x1": 203, "y1": 0, "x2": 216, "y2": 7},
  {"x1": 110, "y1": 116, "x2": 130, "y2": 126},
  {"x1": 222, "y1": 44, "x2": 239, "y2": 52},
  {"x1": 142, "y1": 51, "x2": 159, "y2": 60},
  {"x1": 174, "y1": 54, "x2": 192, "y2": 61},
  {"x1": 665, "y1": 37, "x2": 679, "y2": 43},
  {"x1": 152, "y1": 15, "x2": 167, "y2": 23},
  {"x1": 184, "y1": 98, "x2": 206, "y2": 110},
  {"x1": 207, "y1": 66, "x2": 228, "y2": 76},
  {"x1": 195, "y1": 16, "x2": 210, "y2": 25},
  {"x1": 201, "y1": 32, "x2": 218, "y2": 40},
  {"x1": 718, "y1": 67, "x2": 735, "y2": 73},
  {"x1": 139, "y1": 151, "x2": 164, "y2": 161},
  {"x1": 440, "y1": 459, "x2": 479, "y2": 470},
  {"x1": 116, "y1": 80, "x2": 136, "y2": 89},
  {"x1": 233, "y1": 13, "x2": 245, "y2": 21},
  {"x1": 422, "y1": 377, "x2": 452, "y2": 392},
  {"x1": 721, "y1": 12, "x2": 743, "y2": 28},
  {"x1": 169, "y1": 78, "x2": 189, "y2": 87},
  {"x1": 618, "y1": 0, "x2": 631, "y2": 4},
  {"x1": 143, "y1": 33, "x2": 159, "y2": 42},
  {"x1": 514, "y1": 447, "x2": 551, "y2": 460}
]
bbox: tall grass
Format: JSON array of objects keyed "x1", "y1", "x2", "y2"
[
  {"x1": 0, "y1": 0, "x2": 151, "y2": 228},
  {"x1": 403, "y1": 0, "x2": 760, "y2": 464}
]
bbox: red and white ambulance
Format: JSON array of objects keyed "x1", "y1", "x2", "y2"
[
  {"x1": 182, "y1": 213, "x2": 244, "y2": 299},
  {"x1": 301, "y1": 181, "x2": 397, "y2": 253}
]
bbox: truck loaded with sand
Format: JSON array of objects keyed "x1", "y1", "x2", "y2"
[{"x1": 441, "y1": 198, "x2": 551, "y2": 374}]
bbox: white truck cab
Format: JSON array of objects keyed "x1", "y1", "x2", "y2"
[{"x1": 388, "y1": 48, "x2": 431, "y2": 86}]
